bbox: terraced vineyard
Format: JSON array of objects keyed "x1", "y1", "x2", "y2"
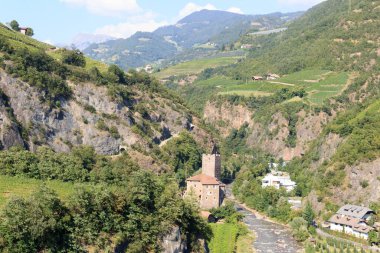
[
  {"x1": 209, "y1": 223, "x2": 239, "y2": 253},
  {"x1": 180, "y1": 69, "x2": 349, "y2": 112},
  {"x1": 215, "y1": 70, "x2": 347, "y2": 104}
]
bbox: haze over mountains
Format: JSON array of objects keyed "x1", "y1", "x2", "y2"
[{"x1": 83, "y1": 9, "x2": 303, "y2": 69}]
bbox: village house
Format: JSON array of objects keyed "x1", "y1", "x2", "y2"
[
  {"x1": 328, "y1": 204, "x2": 375, "y2": 240},
  {"x1": 185, "y1": 145, "x2": 225, "y2": 209},
  {"x1": 19, "y1": 27, "x2": 28, "y2": 35},
  {"x1": 261, "y1": 171, "x2": 296, "y2": 192},
  {"x1": 252, "y1": 75, "x2": 263, "y2": 81},
  {"x1": 240, "y1": 44, "x2": 253, "y2": 49},
  {"x1": 265, "y1": 73, "x2": 280, "y2": 80}
]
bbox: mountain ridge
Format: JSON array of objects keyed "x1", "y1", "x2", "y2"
[{"x1": 83, "y1": 9, "x2": 303, "y2": 69}]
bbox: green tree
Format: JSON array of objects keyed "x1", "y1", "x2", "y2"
[
  {"x1": 289, "y1": 217, "x2": 310, "y2": 242},
  {"x1": 303, "y1": 201, "x2": 315, "y2": 226},
  {"x1": 368, "y1": 230, "x2": 379, "y2": 245},
  {"x1": 9, "y1": 20, "x2": 20, "y2": 31},
  {"x1": 161, "y1": 131, "x2": 202, "y2": 185},
  {"x1": 25, "y1": 28, "x2": 34, "y2": 36},
  {"x1": 0, "y1": 186, "x2": 71, "y2": 252},
  {"x1": 107, "y1": 64, "x2": 126, "y2": 84},
  {"x1": 62, "y1": 49, "x2": 86, "y2": 67}
]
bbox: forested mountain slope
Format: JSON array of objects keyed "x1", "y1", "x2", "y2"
[
  {"x1": 163, "y1": 0, "x2": 380, "y2": 218},
  {"x1": 84, "y1": 10, "x2": 302, "y2": 69}
]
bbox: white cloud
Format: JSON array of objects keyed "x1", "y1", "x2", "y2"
[
  {"x1": 43, "y1": 39, "x2": 54, "y2": 45},
  {"x1": 177, "y1": 3, "x2": 217, "y2": 20},
  {"x1": 226, "y1": 7, "x2": 244, "y2": 14},
  {"x1": 94, "y1": 12, "x2": 168, "y2": 38},
  {"x1": 277, "y1": 0, "x2": 325, "y2": 7},
  {"x1": 60, "y1": 0, "x2": 141, "y2": 16}
]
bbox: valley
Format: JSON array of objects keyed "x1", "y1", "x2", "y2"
[{"x1": 0, "y1": 0, "x2": 379, "y2": 252}]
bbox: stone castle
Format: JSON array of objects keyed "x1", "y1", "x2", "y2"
[{"x1": 185, "y1": 145, "x2": 225, "y2": 209}]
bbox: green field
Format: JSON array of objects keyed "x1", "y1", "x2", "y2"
[
  {"x1": 209, "y1": 223, "x2": 239, "y2": 253},
  {"x1": 194, "y1": 70, "x2": 348, "y2": 105},
  {"x1": 0, "y1": 175, "x2": 77, "y2": 208},
  {"x1": 154, "y1": 57, "x2": 241, "y2": 79},
  {"x1": 276, "y1": 70, "x2": 349, "y2": 104}
]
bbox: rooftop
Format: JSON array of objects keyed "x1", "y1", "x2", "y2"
[
  {"x1": 187, "y1": 173, "x2": 221, "y2": 185},
  {"x1": 336, "y1": 204, "x2": 374, "y2": 219},
  {"x1": 329, "y1": 214, "x2": 373, "y2": 233}
]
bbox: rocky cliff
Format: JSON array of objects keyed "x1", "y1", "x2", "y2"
[
  {"x1": 203, "y1": 100, "x2": 332, "y2": 160},
  {"x1": 0, "y1": 68, "x2": 211, "y2": 171}
]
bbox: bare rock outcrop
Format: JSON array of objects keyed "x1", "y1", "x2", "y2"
[
  {"x1": 0, "y1": 69, "x2": 210, "y2": 156},
  {"x1": 331, "y1": 158, "x2": 380, "y2": 206},
  {"x1": 203, "y1": 101, "x2": 253, "y2": 136}
]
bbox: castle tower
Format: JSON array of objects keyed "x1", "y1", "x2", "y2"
[{"x1": 201, "y1": 144, "x2": 221, "y2": 179}]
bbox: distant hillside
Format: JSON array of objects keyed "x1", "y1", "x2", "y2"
[
  {"x1": 69, "y1": 33, "x2": 115, "y2": 50},
  {"x1": 84, "y1": 9, "x2": 303, "y2": 69},
  {"x1": 186, "y1": 0, "x2": 380, "y2": 219}
]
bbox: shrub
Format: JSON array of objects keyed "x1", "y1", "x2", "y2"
[
  {"x1": 62, "y1": 49, "x2": 86, "y2": 67},
  {"x1": 359, "y1": 180, "x2": 369, "y2": 188}
]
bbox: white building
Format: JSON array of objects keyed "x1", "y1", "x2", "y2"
[
  {"x1": 328, "y1": 205, "x2": 375, "y2": 240},
  {"x1": 261, "y1": 171, "x2": 296, "y2": 192}
]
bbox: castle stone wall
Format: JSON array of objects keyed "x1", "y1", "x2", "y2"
[{"x1": 202, "y1": 154, "x2": 221, "y2": 179}]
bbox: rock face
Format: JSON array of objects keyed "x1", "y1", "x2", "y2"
[
  {"x1": 333, "y1": 158, "x2": 380, "y2": 206},
  {"x1": 203, "y1": 102, "x2": 253, "y2": 136},
  {"x1": 0, "y1": 70, "x2": 211, "y2": 163},
  {"x1": 204, "y1": 101, "x2": 331, "y2": 160},
  {"x1": 161, "y1": 226, "x2": 186, "y2": 253}
]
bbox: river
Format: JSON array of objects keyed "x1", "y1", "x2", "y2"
[{"x1": 225, "y1": 185, "x2": 302, "y2": 253}]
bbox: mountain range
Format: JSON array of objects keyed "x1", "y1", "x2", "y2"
[{"x1": 83, "y1": 9, "x2": 303, "y2": 69}]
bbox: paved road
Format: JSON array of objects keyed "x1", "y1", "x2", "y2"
[
  {"x1": 225, "y1": 185, "x2": 302, "y2": 253},
  {"x1": 236, "y1": 204, "x2": 302, "y2": 253}
]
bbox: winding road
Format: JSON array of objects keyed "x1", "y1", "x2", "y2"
[{"x1": 225, "y1": 186, "x2": 302, "y2": 253}]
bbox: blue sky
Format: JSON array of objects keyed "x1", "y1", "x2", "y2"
[{"x1": 0, "y1": 0, "x2": 325, "y2": 45}]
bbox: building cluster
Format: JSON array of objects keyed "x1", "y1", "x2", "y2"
[
  {"x1": 327, "y1": 204, "x2": 376, "y2": 240},
  {"x1": 261, "y1": 170, "x2": 296, "y2": 192},
  {"x1": 185, "y1": 146, "x2": 225, "y2": 209},
  {"x1": 252, "y1": 73, "x2": 280, "y2": 81},
  {"x1": 240, "y1": 44, "x2": 253, "y2": 49}
]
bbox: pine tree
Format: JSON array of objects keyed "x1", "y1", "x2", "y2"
[{"x1": 303, "y1": 201, "x2": 315, "y2": 226}]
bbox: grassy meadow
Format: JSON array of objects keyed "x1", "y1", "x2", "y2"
[
  {"x1": 0, "y1": 175, "x2": 77, "y2": 209},
  {"x1": 154, "y1": 56, "x2": 241, "y2": 79}
]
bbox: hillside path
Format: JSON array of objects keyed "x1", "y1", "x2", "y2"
[
  {"x1": 268, "y1": 81, "x2": 296, "y2": 86},
  {"x1": 225, "y1": 185, "x2": 302, "y2": 253}
]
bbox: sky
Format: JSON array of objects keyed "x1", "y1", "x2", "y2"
[{"x1": 0, "y1": 0, "x2": 325, "y2": 45}]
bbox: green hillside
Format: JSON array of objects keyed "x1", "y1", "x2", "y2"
[
  {"x1": 0, "y1": 175, "x2": 76, "y2": 208},
  {"x1": 162, "y1": 0, "x2": 380, "y2": 237},
  {"x1": 0, "y1": 22, "x2": 212, "y2": 253},
  {"x1": 170, "y1": 0, "x2": 379, "y2": 112},
  {"x1": 154, "y1": 56, "x2": 242, "y2": 79}
]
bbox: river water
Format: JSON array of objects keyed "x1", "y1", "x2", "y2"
[
  {"x1": 236, "y1": 204, "x2": 302, "y2": 253},
  {"x1": 225, "y1": 185, "x2": 302, "y2": 253}
]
